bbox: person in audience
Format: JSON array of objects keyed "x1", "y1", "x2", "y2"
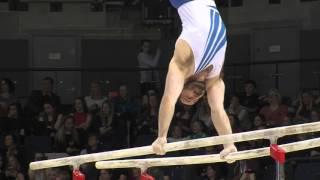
[
  {"x1": 227, "y1": 94, "x2": 251, "y2": 131},
  {"x1": 137, "y1": 40, "x2": 161, "y2": 94},
  {"x1": 72, "y1": 97, "x2": 92, "y2": 130},
  {"x1": 310, "y1": 109, "x2": 320, "y2": 122},
  {"x1": 85, "y1": 81, "x2": 108, "y2": 114},
  {"x1": 167, "y1": 125, "x2": 189, "y2": 143},
  {"x1": 28, "y1": 153, "x2": 47, "y2": 180},
  {"x1": 91, "y1": 100, "x2": 115, "y2": 149},
  {"x1": 136, "y1": 90, "x2": 159, "y2": 136},
  {"x1": 188, "y1": 121, "x2": 207, "y2": 156},
  {"x1": 174, "y1": 104, "x2": 196, "y2": 134},
  {"x1": 0, "y1": 78, "x2": 17, "y2": 117},
  {"x1": 295, "y1": 92, "x2": 316, "y2": 123},
  {"x1": 4, "y1": 155, "x2": 25, "y2": 180},
  {"x1": 227, "y1": 114, "x2": 242, "y2": 133},
  {"x1": 54, "y1": 116, "x2": 80, "y2": 155},
  {"x1": 25, "y1": 77, "x2": 60, "y2": 118},
  {"x1": 2, "y1": 134, "x2": 24, "y2": 166},
  {"x1": 240, "y1": 80, "x2": 260, "y2": 113},
  {"x1": 98, "y1": 169, "x2": 113, "y2": 180},
  {"x1": 0, "y1": 103, "x2": 23, "y2": 137},
  {"x1": 80, "y1": 133, "x2": 104, "y2": 180},
  {"x1": 192, "y1": 95, "x2": 213, "y2": 133},
  {"x1": 113, "y1": 84, "x2": 137, "y2": 148},
  {"x1": 259, "y1": 89, "x2": 288, "y2": 127},
  {"x1": 32, "y1": 101, "x2": 62, "y2": 138},
  {"x1": 202, "y1": 165, "x2": 221, "y2": 180}
]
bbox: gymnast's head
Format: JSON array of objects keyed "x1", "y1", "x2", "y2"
[{"x1": 179, "y1": 79, "x2": 206, "y2": 106}]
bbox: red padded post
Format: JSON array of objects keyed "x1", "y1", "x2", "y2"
[
  {"x1": 140, "y1": 172, "x2": 155, "y2": 180},
  {"x1": 73, "y1": 169, "x2": 85, "y2": 180},
  {"x1": 270, "y1": 144, "x2": 286, "y2": 164}
]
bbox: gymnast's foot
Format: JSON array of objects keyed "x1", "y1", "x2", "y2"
[{"x1": 220, "y1": 144, "x2": 237, "y2": 163}]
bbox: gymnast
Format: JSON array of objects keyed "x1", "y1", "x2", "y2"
[{"x1": 152, "y1": 0, "x2": 237, "y2": 160}]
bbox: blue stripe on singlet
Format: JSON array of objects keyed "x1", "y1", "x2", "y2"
[
  {"x1": 196, "y1": 6, "x2": 227, "y2": 73},
  {"x1": 198, "y1": 22, "x2": 227, "y2": 71},
  {"x1": 195, "y1": 9, "x2": 218, "y2": 73}
]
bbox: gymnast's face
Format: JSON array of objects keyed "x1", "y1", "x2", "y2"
[{"x1": 180, "y1": 81, "x2": 205, "y2": 106}]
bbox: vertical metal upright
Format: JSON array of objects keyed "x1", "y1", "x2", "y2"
[{"x1": 270, "y1": 144, "x2": 286, "y2": 180}]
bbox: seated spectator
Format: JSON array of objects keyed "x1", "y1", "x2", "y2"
[
  {"x1": 24, "y1": 77, "x2": 60, "y2": 118},
  {"x1": 201, "y1": 165, "x2": 222, "y2": 180},
  {"x1": 192, "y1": 96, "x2": 212, "y2": 133},
  {"x1": 129, "y1": 168, "x2": 141, "y2": 180},
  {"x1": 174, "y1": 104, "x2": 196, "y2": 134},
  {"x1": 85, "y1": 81, "x2": 107, "y2": 114},
  {"x1": 240, "y1": 80, "x2": 260, "y2": 114},
  {"x1": 252, "y1": 115, "x2": 266, "y2": 130},
  {"x1": 1, "y1": 134, "x2": 24, "y2": 166},
  {"x1": 54, "y1": 116, "x2": 80, "y2": 155},
  {"x1": 28, "y1": 153, "x2": 47, "y2": 180},
  {"x1": 167, "y1": 125, "x2": 189, "y2": 143},
  {"x1": 44, "y1": 167, "x2": 71, "y2": 180},
  {"x1": 259, "y1": 89, "x2": 288, "y2": 127},
  {"x1": 310, "y1": 109, "x2": 320, "y2": 122},
  {"x1": 188, "y1": 121, "x2": 207, "y2": 155},
  {"x1": 189, "y1": 121, "x2": 207, "y2": 140},
  {"x1": 0, "y1": 103, "x2": 23, "y2": 137},
  {"x1": 98, "y1": 169, "x2": 113, "y2": 180},
  {"x1": 91, "y1": 100, "x2": 115, "y2": 149},
  {"x1": 32, "y1": 102, "x2": 62, "y2": 138},
  {"x1": 0, "y1": 78, "x2": 17, "y2": 117},
  {"x1": 137, "y1": 40, "x2": 161, "y2": 95},
  {"x1": 227, "y1": 114, "x2": 242, "y2": 133},
  {"x1": 4, "y1": 155, "x2": 25, "y2": 180},
  {"x1": 80, "y1": 133, "x2": 104, "y2": 180},
  {"x1": 135, "y1": 90, "x2": 159, "y2": 136},
  {"x1": 227, "y1": 94, "x2": 251, "y2": 131},
  {"x1": 71, "y1": 97, "x2": 92, "y2": 131},
  {"x1": 295, "y1": 92, "x2": 316, "y2": 123},
  {"x1": 113, "y1": 84, "x2": 137, "y2": 148}
]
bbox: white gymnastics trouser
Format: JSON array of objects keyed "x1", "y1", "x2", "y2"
[{"x1": 177, "y1": 0, "x2": 227, "y2": 78}]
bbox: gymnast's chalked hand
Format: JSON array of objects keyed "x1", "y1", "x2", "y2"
[
  {"x1": 152, "y1": 137, "x2": 167, "y2": 155},
  {"x1": 220, "y1": 144, "x2": 237, "y2": 163}
]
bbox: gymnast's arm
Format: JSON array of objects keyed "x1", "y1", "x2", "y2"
[{"x1": 152, "y1": 60, "x2": 185, "y2": 155}]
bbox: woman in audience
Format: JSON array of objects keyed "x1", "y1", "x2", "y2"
[
  {"x1": 0, "y1": 78, "x2": 17, "y2": 117},
  {"x1": 227, "y1": 94, "x2": 251, "y2": 131},
  {"x1": 310, "y1": 109, "x2": 320, "y2": 122},
  {"x1": 0, "y1": 103, "x2": 23, "y2": 137},
  {"x1": 137, "y1": 40, "x2": 161, "y2": 94},
  {"x1": 2, "y1": 134, "x2": 24, "y2": 165},
  {"x1": 259, "y1": 89, "x2": 288, "y2": 127},
  {"x1": 80, "y1": 133, "x2": 104, "y2": 180},
  {"x1": 72, "y1": 97, "x2": 92, "y2": 130},
  {"x1": 295, "y1": 92, "x2": 316, "y2": 123},
  {"x1": 85, "y1": 81, "x2": 107, "y2": 114},
  {"x1": 98, "y1": 169, "x2": 113, "y2": 180},
  {"x1": 192, "y1": 95, "x2": 213, "y2": 134},
  {"x1": 54, "y1": 115, "x2": 80, "y2": 155},
  {"x1": 91, "y1": 100, "x2": 115, "y2": 149},
  {"x1": 33, "y1": 101, "x2": 62, "y2": 138},
  {"x1": 167, "y1": 125, "x2": 189, "y2": 143},
  {"x1": 227, "y1": 114, "x2": 242, "y2": 133},
  {"x1": 202, "y1": 165, "x2": 221, "y2": 180},
  {"x1": 188, "y1": 121, "x2": 207, "y2": 156},
  {"x1": 136, "y1": 90, "x2": 159, "y2": 136},
  {"x1": 174, "y1": 104, "x2": 196, "y2": 134},
  {"x1": 4, "y1": 155, "x2": 25, "y2": 180}
]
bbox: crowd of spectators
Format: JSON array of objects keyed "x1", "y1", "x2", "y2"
[{"x1": 0, "y1": 76, "x2": 320, "y2": 180}]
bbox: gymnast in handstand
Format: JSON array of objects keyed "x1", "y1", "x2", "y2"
[{"x1": 152, "y1": 0, "x2": 237, "y2": 159}]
